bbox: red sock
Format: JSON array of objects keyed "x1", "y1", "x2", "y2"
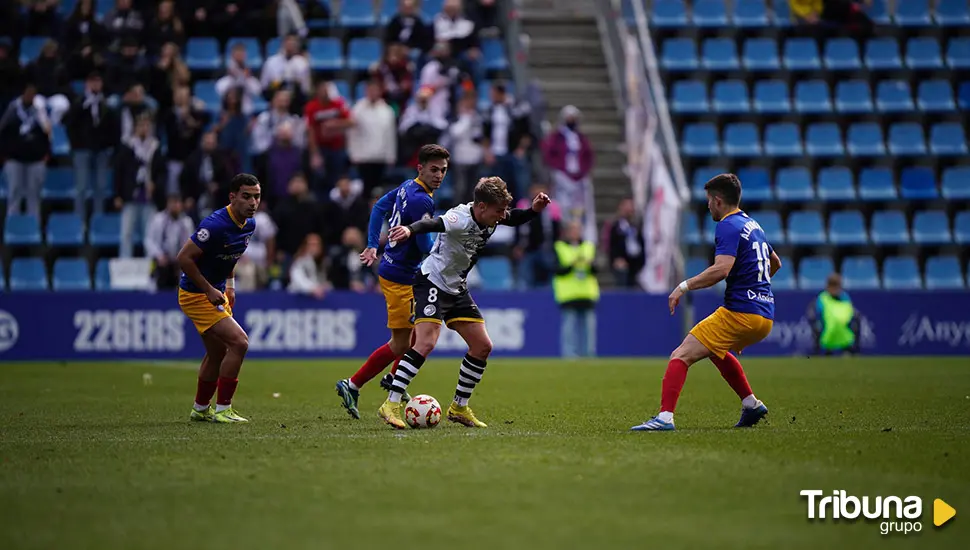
[
  {"x1": 390, "y1": 357, "x2": 401, "y2": 375},
  {"x1": 195, "y1": 378, "x2": 218, "y2": 407},
  {"x1": 216, "y1": 377, "x2": 238, "y2": 406},
  {"x1": 660, "y1": 359, "x2": 690, "y2": 413},
  {"x1": 710, "y1": 353, "x2": 753, "y2": 400},
  {"x1": 350, "y1": 343, "x2": 398, "y2": 388}
]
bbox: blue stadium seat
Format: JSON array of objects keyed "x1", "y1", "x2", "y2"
[
  {"x1": 925, "y1": 256, "x2": 965, "y2": 290},
  {"x1": 308, "y1": 38, "x2": 344, "y2": 71},
  {"x1": 917, "y1": 80, "x2": 955, "y2": 112},
  {"x1": 787, "y1": 211, "x2": 826, "y2": 246},
  {"x1": 95, "y1": 258, "x2": 111, "y2": 290},
  {"x1": 775, "y1": 167, "x2": 814, "y2": 202},
  {"x1": 858, "y1": 168, "x2": 896, "y2": 200},
  {"x1": 693, "y1": 0, "x2": 728, "y2": 27},
  {"x1": 912, "y1": 211, "x2": 951, "y2": 244},
  {"x1": 870, "y1": 211, "x2": 910, "y2": 245},
  {"x1": 866, "y1": 0, "x2": 891, "y2": 24},
  {"x1": 743, "y1": 38, "x2": 780, "y2": 71},
  {"x1": 421, "y1": 0, "x2": 444, "y2": 20},
  {"x1": 686, "y1": 258, "x2": 711, "y2": 288},
  {"x1": 771, "y1": 256, "x2": 796, "y2": 290},
  {"x1": 946, "y1": 37, "x2": 970, "y2": 70},
  {"x1": 18, "y1": 36, "x2": 45, "y2": 64},
  {"x1": 712, "y1": 80, "x2": 750, "y2": 113},
  {"x1": 771, "y1": 0, "x2": 792, "y2": 27},
  {"x1": 185, "y1": 38, "x2": 221, "y2": 71},
  {"x1": 817, "y1": 167, "x2": 856, "y2": 202},
  {"x1": 805, "y1": 122, "x2": 844, "y2": 157},
  {"x1": 847, "y1": 123, "x2": 885, "y2": 157},
  {"x1": 784, "y1": 38, "x2": 821, "y2": 71},
  {"x1": 748, "y1": 211, "x2": 784, "y2": 243},
  {"x1": 734, "y1": 0, "x2": 769, "y2": 27},
  {"x1": 888, "y1": 123, "x2": 926, "y2": 156},
  {"x1": 94, "y1": 0, "x2": 113, "y2": 19},
  {"x1": 481, "y1": 38, "x2": 509, "y2": 71},
  {"x1": 703, "y1": 216, "x2": 717, "y2": 244},
  {"x1": 691, "y1": 166, "x2": 725, "y2": 201},
  {"x1": 894, "y1": 0, "x2": 931, "y2": 26},
  {"x1": 46, "y1": 213, "x2": 84, "y2": 247},
  {"x1": 737, "y1": 167, "x2": 772, "y2": 201},
  {"x1": 51, "y1": 125, "x2": 70, "y2": 156},
  {"x1": 954, "y1": 212, "x2": 970, "y2": 244},
  {"x1": 882, "y1": 257, "x2": 922, "y2": 290},
  {"x1": 835, "y1": 80, "x2": 873, "y2": 113},
  {"x1": 723, "y1": 123, "x2": 761, "y2": 157},
  {"x1": 824, "y1": 38, "x2": 862, "y2": 71},
  {"x1": 960, "y1": 82, "x2": 970, "y2": 110},
  {"x1": 379, "y1": 0, "x2": 398, "y2": 24},
  {"x1": 652, "y1": 0, "x2": 689, "y2": 27},
  {"x1": 702, "y1": 38, "x2": 739, "y2": 70},
  {"x1": 794, "y1": 80, "x2": 832, "y2": 113},
  {"x1": 941, "y1": 167, "x2": 970, "y2": 199},
  {"x1": 476, "y1": 257, "x2": 513, "y2": 290},
  {"x1": 936, "y1": 0, "x2": 970, "y2": 26},
  {"x1": 753, "y1": 80, "x2": 790, "y2": 113},
  {"x1": 841, "y1": 256, "x2": 880, "y2": 290},
  {"x1": 332, "y1": 80, "x2": 351, "y2": 101},
  {"x1": 828, "y1": 211, "x2": 868, "y2": 245},
  {"x1": 671, "y1": 80, "x2": 708, "y2": 113},
  {"x1": 875, "y1": 80, "x2": 913, "y2": 112},
  {"x1": 865, "y1": 39, "x2": 901, "y2": 70},
  {"x1": 41, "y1": 168, "x2": 75, "y2": 201},
  {"x1": 764, "y1": 123, "x2": 802, "y2": 157},
  {"x1": 799, "y1": 256, "x2": 835, "y2": 290},
  {"x1": 340, "y1": 0, "x2": 376, "y2": 27},
  {"x1": 52, "y1": 258, "x2": 91, "y2": 291},
  {"x1": 192, "y1": 80, "x2": 219, "y2": 111},
  {"x1": 930, "y1": 123, "x2": 968, "y2": 156},
  {"x1": 9, "y1": 258, "x2": 48, "y2": 291},
  {"x1": 347, "y1": 38, "x2": 380, "y2": 71},
  {"x1": 354, "y1": 81, "x2": 367, "y2": 102},
  {"x1": 906, "y1": 38, "x2": 943, "y2": 70},
  {"x1": 662, "y1": 38, "x2": 698, "y2": 71},
  {"x1": 900, "y1": 167, "x2": 938, "y2": 199},
  {"x1": 225, "y1": 38, "x2": 263, "y2": 70},
  {"x1": 682, "y1": 212, "x2": 701, "y2": 245},
  {"x1": 682, "y1": 124, "x2": 719, "y2": 156},
  {"x1": 4, "y1": 214, "x2": 41, "y2": 246},
  {"x1": 88, "y1": 213, "x2": 121, "y2": 247},
  {"x1": 266, "y1": 37, "x2": 282, "y2": 56}
]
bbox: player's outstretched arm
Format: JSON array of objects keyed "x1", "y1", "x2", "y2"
[
  {"x1": 388, "y1": 216, "x2": 445, "y2": 243},
  {"x1": 668, "y1": 255, "x2": 736, "y2": 314},
  {"x1": 500, "y1": 193, "x2": 551, "y2": 227},
  {"x1": 365, "y1": 188, "x2": 396, "y2": 249}
]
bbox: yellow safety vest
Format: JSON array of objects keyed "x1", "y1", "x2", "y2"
[{"x1": 553, "y1": 241, "x2": 600, "y2": 304}]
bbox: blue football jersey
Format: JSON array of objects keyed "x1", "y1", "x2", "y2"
[
  {"x1": 179, "y1": 207, "x2": 255, "y2": 293},
  {"x1": 378, "y1": 179, "x2": 435, "y2": 285},
  {"x1": 714, "y1": 210, "x2": 775, "y2": 319}
]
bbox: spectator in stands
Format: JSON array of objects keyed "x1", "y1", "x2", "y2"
[
  {"x1": 0, "y1": 4, "x2": 22, "y2": 43},
  {"x1": 790, "y1": 0, "x2": 873, "y2": 34},
  {"x1": 444, "y1": 93, "x2": 483, "y2": 204},
  {"x1": 144, "y1": 193, "x2": 194, "y2": 289},
  {"x1": 327, "y1": 227, "x2": 371, "y2": 292},
  {"x1": 419, "y1": 41, "x2": 462, "y2": 122},
  {"x1": 106, "y1": 37, "x2": 149, "y2": 97},
  {"x1": 179, "y1": 0, "x2": 211, "y2": 38},
  {"x1": 288, "y1": 233, "x2": 330, "y2": 298},
  {"x1": 216, "y1": 42, "x2": 264, "y2": 116},
  {"x1": 277, "y1": 0, "x2": 312, "y2": 38},
  {"x1": 180, "y1": 130, "x2": 231, "y2": 218},
  {"x1": 23, "y1": 0, "x2": 60, "y2": 36},
  {"x1": 398, "y1": 87, "x2": 448, "y2": 166},
  {"x1": 148, "y1": 42, "x2": 190, "y2": 113},
  {"x1": 385, "y1": 0, "x2": 432, "y2": 53},
  {"x1": 24, "y1": 40, "x2": 71, "y2": 125},
  {"x1": 145, "y1": 0, "x2": 185, "y2": 57},
  {"x1": 273, "y1": 173, "x2": 325, "y2": 259},
  {"x1": 266, "y1": 120, "x2": 305, "y2": 206},
  {"x1": 261, "y1": 33, "x2": 311, "y2": 114},
  {"x1": 62, "y1": 0, "x2": 107, "y2": 81},
  {"x1": 553, "y1": 220, "x2": 599, "y2": 359},
  {"x1": 605, "y1": 197, "x2": 645, "y2": 289},
  {"x1": 0, "y1": 81, "x2": 51, "y2": 217},
  {"x1": 116, "y1": 83, "x2": 154, "y2": 145},
  {"x1": 434, "y1": 0, "x2": 483, "y2": 85},
  {"x1": 103, "y1": 0, "x2": 145, "y2": 54},
  {"x1": 542, "y1": 105, "x2": 594, "y2": 238},
  {"x1": 370, "y1": 42, "x2": 415, "y2": 116},
  {"x1": 164, "y1": 85, "x2": 210, "y2": 195},
  {"x1": 237, "y1": 201, "x2": 279, "y2": 290},
  {"x1": 305, "y1": 80, "x2": 353, "y2": 191},
  {"x1": 114, "y1": 114, "x2": 165, "y2": 258},
  {"x1": 213, "y1": 88, "x2": 250, "y2": 173},
  {"x1": 469, "y1": 0, "x2": 499, "y2": 31},
  {"x1": 0, "y1": 42, "x2": 22, "y2": 109},
  {"x1": 323, "y1": 175, "x2": 369, "y2": 245},
  {"x1": 348, "y1": 80, "x2": 397, "y2": 195},
  {"x1": 251, "y1": 89, "x2": 305, "y2": 190},
  {"x1": 514, "y1": 182, "x2": 561, "y2": 289},
  {"x1": 211, "y1": 1, "x2": 273, "y2": 42},
  {"x1": 482, "y1": 82, "x2": 532, "y2": 199},
  {"x1": 807, "y1": 273, "x2": 861, "y2": 356},
  {"x1": 64, "y1": 71, "x2": 116, "y2": 216}
]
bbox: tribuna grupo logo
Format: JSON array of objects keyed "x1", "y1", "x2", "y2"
[{"x1": 800, "y1": 490, "x2": 956, "y2": 536}]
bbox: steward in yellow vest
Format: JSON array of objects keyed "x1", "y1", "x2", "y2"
[
  {"x1": 807, "y1": 273, "x2": 860, "y2": 355},
  {"x1": 553, "y1": 221, "x2": 600, "y2": 358}
]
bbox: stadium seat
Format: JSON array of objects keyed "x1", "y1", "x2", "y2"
[
  {"x1": 347, "y1": 38, "x2": 380, "y2": 71},
  {"x1": 18, "y1": 36, "x2": 45, "y2": 64},
  {"x1": 682, "y1": 124, "x2": 719, "y2": 156},
  {"x1": 340, "y1": 0, "x2": 377, "y2": 27},
  {"x1": 794, "y1": 80, "x2": 832, "y2": 113},
  {"x1": 771, "y1": 0, "x2": 792, "y2": 26},
  {"x1": 753, "y1": 80, "x2": 790, "y2": 113},
  {"x1": 936, "y1": 0, "x2": 970, "y2": 26},
  {"x1": 225, "y1": 38, "x2": 263, "y2": 70},
  {"x1": 917, "y1": 80, "x2": 954, "y2": 112},
  {"x1": 379, "y1": 0, "x2": 398, "y2": 24},
  {"x1": 691, "y1": 166, "x2": 725, "y2": 201},
  {"x1": 354, "y1": 81, "x2": 367, "y2": 102},
  {"x1": 41, "y1": 168, "x2": 75, "y2": 200},
  {"x1": 841, "y1": 256, "x2": 881, "y2": 290},
  {"x1": 775, "y1": 167, "x2": 814, "y2": 201},
  {"x1": 874, "y1": 80, "x2": 913, "y2": 113},
  {"x1": 686, "y1": 258, "x2": 718, "y2": 292},
  {"x1": 894, "y1": 0, "x2": 931, "y2": 26},
  {"x1": 88, "y1": 213, "x2": 121, "y2": 247},
  {"x1": 805, "y1": 123, "x2": 844, "y2": 157},
  {"x1": 764, "y1": 123, "x2": 802, "y2": 157},
  {"x1": 847, "y1": 123, "x2": 885, "y2": 157},
  {"x1": 941, "y1": 167, "x2": 970, "y2": 199},
  {"x1": 828, "y1": 211, "x2": 868, "y2": 245},
  {"x1": 771, "y1": 256, "x2": 796, "y2": 290},
  {"x1": 308, "y1": 38, "x2": 344, "y2": 71},
  {"x1": 712, "y1": 80, "x2": 750, "y2": 113},
  {"x1": 46, "y1": 213, "x2": 84, "y2": 247},
  {"x1": 784, "y1": 38, "x2": 821, "y2": 71},
  {"x1": 476, "y1": 257, "x2": 513, "y2": 290},
  {"x1": 906, "y1": 38, "x2": 943, "y2": 70},
  {"x1": 52, "y1": 258, "x2": 92, "y2": 291},
  {"x1": 671, "y1": 80, "x2": 708, "y2": 113},
  {"x1": 662, "y1": 38, "x2": 698, "y2": 71},
  {"x1": 798, "y1": 256, "x2": 835, "y2": 290},
  {"x1": 652, "y1": 0, "x2": 688, "y2": 27},
  {"x1": 192, "y1": 80, "x2": 219, "y2": 112},
  {"x1": 787, "y1": 211, "x2": 826, "y2": 246},
  {"x1": 954, "y1": 212, "x2": 970, "y2": 244},
  {"x1": 925, "y1": 256, "x2": 965, "y2": 290},
  {"x1": 682, "y1": 212, "x2": 701, "y2": 245},
  {"x1": 748, "y1": 211, "x2": 784, "y2": 243},
  {"x1": 930, "y1": 123, "x2": 968, "y2": 156},
  {"x1": 724, "y1": 123, "x2": 761, "y2": 157},
  {"x1": 703, "y1": 216, "x2": 717, "y2": 244},
  {"x1": 912, "y1": 211, "x2": 951, "y2": 244},
  {"x1": 702, "y1": 38, "x2": 739, "y2": 70},
  {"x1": 865, "y1": 39, "x2": 902, "y2": 70},
  {"x1": 332, "y1": 80, "x2": 351, "y2": 101},
  {"x1": 3, "y1": 214, "x2": 41, "y2": 246},
  {"x1": 8, "y1": 258, "x2": 48, "y2": 291},
  {"x1": 824, "y1": 38, "x2": 862, "y2": 71},
  {"x1": 900, "y1": 167, "x2": 938, "y2": 199},
  {"x1": 185, "y1": 38, "x2": 221, "y2": 71},
  {"x1": 734, "y1": 0, "x2": 769, "y2": 27},
  {"x1": 946, "y1": 37, "x2": 970, "y2": 69},
  {"x1": 266, "y1": 36, "x2": 282, "y2": 56},
  {"x1": 481, "y1": 38, "x2": 509, "y2": 71},
  {"x1": 693, "y1": 0, "x2": 727, "y2": 27},
  {"x1": 51, "y1": 125, "x2": 70, "y2": 155},
  {"x1": 960, "y1": 82, "x2": 970, "y2": 110},
  {"x1": 888, "y1": 123, "x2": 926, "y2": 156},
  {"x1": 882, "y1": 257, "x2": 922, "y2": 290},
  {"x1": 743, "y1": 38, "x2": 780, "y2": 71},
  {"x1": 737, "y1": 168, "x2": 772, "y2": 201},
  {"x1": 858, "y1": 168, "x2": 897, "y2": 201},
  {"x1": 95, "y1": 258, "x2": 111, "y2": 290},
  {"x1": 420, "y1": 0, "x2": 444, "y2": 20},
  {"x1": 817, "y1": 167, "x2": 856, "y2": 202},
  {"x1": 866, "y1": 0, "x2": 891, "y2": 25},
  {"x1": 835, "y1": 80, "x2": 873, "y2": 113},
  {"x1": 870, "y1": 211, "x2": 910, "y2": 245}
]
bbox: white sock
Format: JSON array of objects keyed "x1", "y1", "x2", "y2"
[
  {"x1": 347, "y1": 379, "x2": 360, "y2": 391},
  {"x1": 453, "y1": 396, "x2": 469, "y2": 407},
  {"x1": 193, "y1": 402, "x2": 209, "y2": 411},
  {"x1": 741, "y1": 395, "x2": 759, "y2": 409},
  {"x1": 657, "y1": 411, "x2": 674, "y2": 423},
  {"x1": 215, "y1": 403, "x2": 231, "y2": 413}
]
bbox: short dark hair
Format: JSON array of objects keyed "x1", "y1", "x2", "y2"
[
  {"x1": 704, "y1": 173, "x2": 742, "y2": 206},
  {"x1": 418, "y1": 144, "x2": 450, "y2": 165},
  {"x1": 473, "y1": 176, "x2": 513, "y2": 206},
  {"x1": 229, "y1": 173, "x2": 260, "y2": 194}
]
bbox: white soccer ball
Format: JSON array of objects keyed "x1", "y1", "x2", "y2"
[{"x1": 405, "y1": 394, "x2": 442, "y2": 429}]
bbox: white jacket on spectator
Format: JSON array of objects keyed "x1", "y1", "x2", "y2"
[
  {"x1": 446, "y1": 109, "x2": 483, "y2": 165},
  {"x1": 398, "y1": 103, "x2": 448, "y2": 134},
  {"x1": 261, "y1": 52, "x2": 312, "y2": 96},
  {"x1": 288, "y1": 255, "x2": 329, "y2": 294},
  {"x1": 144, "y1": 211, "x2": 194, "y2": 261},
  {"x1": 347, "y1": 97, "x2": 397, "y2": 165},
  {"x1": 417, "y1": 59, "x2": 453, "y2": 121},
  {"x1": 251, "y1": 109, "x2": 306, "y2": 154},
  {"x1": 216, "y1": 59, "x2": 264, "y2": 115}
]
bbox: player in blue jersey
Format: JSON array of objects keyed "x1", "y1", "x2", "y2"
[
  {"x1": 334, "y1": 144, "x2": 448, "y2": 422},
  {"x1": 177, "y1": 174, "x2": 260, "y2": 424},
  {"x1": 632, "y1": 173, "x2": 782, "y2": 432}
]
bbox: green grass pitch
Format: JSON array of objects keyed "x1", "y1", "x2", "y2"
[{"x1": 1, "y1": 357, "x2": 967, "y2": 549}]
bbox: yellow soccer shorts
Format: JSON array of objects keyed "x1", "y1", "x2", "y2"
[
  {"x1": 690, "y1": 307, "x2": 773, "y2": 359},
  {"x1": 379, "y1": 276, "x2": 415, "y2": 330},
  {"x1": 179, "y1": 288, "x2": 233, "y2": 334}
]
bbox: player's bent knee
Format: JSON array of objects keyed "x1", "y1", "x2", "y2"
[{"x1": 470, "y1": 337, "x2": 492, "y2": 359}]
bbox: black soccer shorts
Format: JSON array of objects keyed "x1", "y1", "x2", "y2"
[{"x1": 411, "y1": 272, "x2": 484, "y2": 326}]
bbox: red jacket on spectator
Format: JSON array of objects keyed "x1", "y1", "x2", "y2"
[{"x1": 304, "y1": 95, "x2": 351, "y2": 151}]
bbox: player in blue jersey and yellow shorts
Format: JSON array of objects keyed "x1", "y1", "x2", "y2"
[
  {"x1": 632, "y1": 173, "x2": 782, "y2": 432},
  {"x1": 177, "y1": 174, "x2": 260, "y2": 424},
  {"x1": 333, "y1": 145, "x2": 449, "y2": 424}
]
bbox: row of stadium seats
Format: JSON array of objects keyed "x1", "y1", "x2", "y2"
[
  {"x1": 684, "y1": 210, "x2": 970, "y2": 246},
  {"x1": 3, "y1": 213, "x2": 133, "y2": 248},
  {"x1": 672, "y1": 79, "x2": 969, "y2": 114},
  {"x1": 661, "y1": 37, "x2": 970, "y2": 72},
  {"x1": 686, "y1": 255, "x2": 969, "y2": 291}
]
